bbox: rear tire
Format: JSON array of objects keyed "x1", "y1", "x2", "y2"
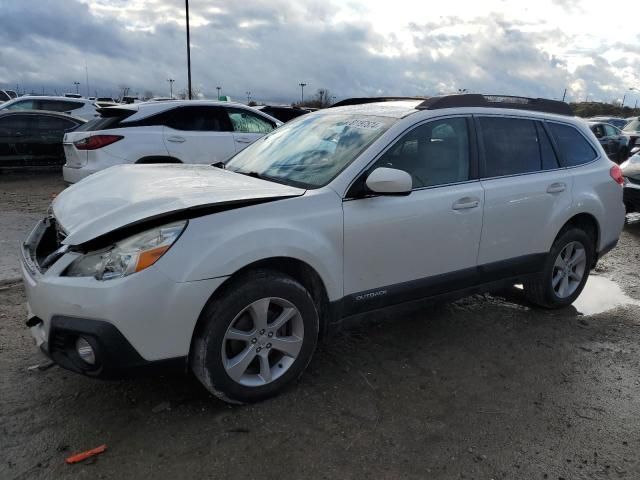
[
  {"x1": 190, "y1": 270, "x2": 319, "y2": 404},
  {"x1": 524, "y1": 228, "x2": 594, "y2": 308}
]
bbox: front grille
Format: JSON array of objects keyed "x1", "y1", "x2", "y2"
[{"x1": 24, "y1": 216, "x2": 67, "y2": 273}]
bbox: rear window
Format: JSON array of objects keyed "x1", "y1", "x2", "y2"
[
  {"x1": 75, "y1": 109, "x2": 135, "y2": 131},
  {"x1": 547, "y1": 122, "x2": 597, "y2": 167}
]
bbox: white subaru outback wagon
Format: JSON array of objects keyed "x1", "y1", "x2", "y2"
[{"x1": 21, "y1": 94, "x2": 625, "y2": 403}]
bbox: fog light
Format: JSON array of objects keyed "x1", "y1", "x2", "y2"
[{"x1": 76, "y1": 337, "x2": 96, "y2": 365}]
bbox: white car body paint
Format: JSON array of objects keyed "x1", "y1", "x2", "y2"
[{"x1": 22, "y1": 100, "x2": 625, "y2": 367}]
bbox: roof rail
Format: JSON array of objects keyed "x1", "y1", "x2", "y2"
[
  {"x1": 417, "y1": 94, "x2": 572, "y2": 116},
  {"x1": 329, "y1": 96, "x2": 426, "y2": 108}
]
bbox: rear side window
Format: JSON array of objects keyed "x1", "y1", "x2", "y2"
[
  {"x1": 76, "y1": 109, "x2": 135, "y2": 132},
  {"x1": 537, "y1": 123, "x2": 559, "y2": 170},
  {"x1": 162, "y1": 106, "x2": 232, "y2": 132},
  {"x1": 37, "y1": 116, "x2": 79, "y2": 132},
  {"x1": 479, "y1": 117, "x2": 543, "y2": 177},
  {"x1": 547, "y1": 122, "x2": 597, "y2": 167},
  {"x1": 226, "y1": 108, "x2": 275, "y2": 134},
  {"x1": 37, "y1": 100, "x2": 83, "y2": 112}
]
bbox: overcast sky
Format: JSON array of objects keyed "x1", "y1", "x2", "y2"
[{"x1": 1, "y1": 0, "x2": 639, "y2": 105}]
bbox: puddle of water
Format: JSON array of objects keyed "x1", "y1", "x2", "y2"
[
  {"x1": 573, "y1": 276, "x2": 640, "y2": 316},
  {"x1": 514, "y1": 276, "x2": 639, "y2": 315}
]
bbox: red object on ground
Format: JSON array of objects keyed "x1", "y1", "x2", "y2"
[{"x1": 65, "y1": 444, "x2": 107, "y2": 464}]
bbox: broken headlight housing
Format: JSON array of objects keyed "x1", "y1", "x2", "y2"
[{"x1": 64, "y1": 221, "x2": 187, "y2": 280}]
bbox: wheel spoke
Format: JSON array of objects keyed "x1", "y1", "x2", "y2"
[
  {"x1": 270, "y1": 336, "x2": 303, "y2": 358},
  {"x1": 569, "y1": 248, "x2": 586, "y2": 267},
  {"x1": 559, "y1": 275, "x2": 570, "y2": 297},
  {"x1": 568, "y1": 269, "x2": 582, "y2": 281},
  {"x1": 226, "y1": 328, "x2": 254, "y2": 342},
  {"x1": 552, "y1": 270, "x2": 564, "y2": 289},
  {"x1": 225, "y1": 346, "x2": 257, "y2": 382},
  {"x1": 248, "y1": 298, "x2": 270, "y2": 330},
  {"x1": 269, "y1": 307, "x2": 297, "y2": 331},
  {"x1": 554, "y1": 255, "x2": 566, "y2": 269},
  {"x1": 258, "y1": 354, "x2": 272, "y2": 383}
]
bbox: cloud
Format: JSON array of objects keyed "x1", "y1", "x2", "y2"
[{"x1": 0, "y1": 0, "x2": 636, "y2": 104}]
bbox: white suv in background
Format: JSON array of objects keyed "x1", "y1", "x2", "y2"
[
  {"x1": 0, "y1": 95, "x2": 99, "y2": 120},
  {"x1": 21, "y1": 95, "x2": 625, "y2": 404},
  {"x1": 62, "y1": 101, "x2": 282, "y2": 183}
]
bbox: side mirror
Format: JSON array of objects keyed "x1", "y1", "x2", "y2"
[
  {"x1": 365, "y1": 167, "x2": 412, "y2": 195},
  {"x1": 634, "y1": 138, "x2": 640, "y2": 146}
]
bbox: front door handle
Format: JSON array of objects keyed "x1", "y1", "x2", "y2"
[
  {"x1": 167, "y1": 136, "x2": 186, "y2": 143},
  {"x1": 235, "y1": 137, "x2": 253, "y2": 144},
  {"x1": 452, "y1": 197, "x2": 480, "y2": 210},
  {"x1": 547, "y1": 182, "x2": 566, "y2": 194}
]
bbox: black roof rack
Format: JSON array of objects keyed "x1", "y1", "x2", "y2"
[
  {"x1": 417, "y1": 94, "x2": 573, "y2": 116},
  {"x1": 329, "y1": 96, "x2": 426, "y2": 108}
]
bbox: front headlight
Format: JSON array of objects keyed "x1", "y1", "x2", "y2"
[{"x1": 64, "y1": 220, "x2": 187, "y2": 280}]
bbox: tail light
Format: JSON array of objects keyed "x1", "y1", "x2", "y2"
[
  {"x1": 74, "y1": 135, "x2": 123, "y2": 150},
  {"x1": 610, "y1": 164, "x2": 624, "y2": 185}
]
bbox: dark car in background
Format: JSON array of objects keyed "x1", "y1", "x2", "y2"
[
  {"x1": 256, "y1": 105, "x2": 310, "y2": 122},
  {"x1": 588, "y1": 116, "x2": 628, "y2": 130},
  {"x1": 588, "y1": 121, "x2": 630, "y2": 163},
  {"x1": 0, "y1": 110, "x2": 85, "y2": 167}
]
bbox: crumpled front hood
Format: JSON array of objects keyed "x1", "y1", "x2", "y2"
[{"x1": 53, "y1": 164, "x2": 305, "y2": 245}]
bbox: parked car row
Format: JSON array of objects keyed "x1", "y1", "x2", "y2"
[{"x1": 21, "y1": 94, "x2": 625, "y2": 403}]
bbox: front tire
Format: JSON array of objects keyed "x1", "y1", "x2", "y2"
[
  {"x1": 524, "y1": 228, "x2": 594, "y2": 308},
  {"x1": 190, "y1": 270, "x2": 319, "y2": 404}
]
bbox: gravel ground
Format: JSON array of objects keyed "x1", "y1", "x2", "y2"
[{"x1": 1, "y1": 172, "x2": 640, "y2": 480}]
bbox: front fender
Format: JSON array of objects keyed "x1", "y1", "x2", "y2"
[{"x1": 156, "y1": 191, "x2": 344, "y2": 301}]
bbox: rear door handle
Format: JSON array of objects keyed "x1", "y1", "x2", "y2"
[
  {"x1": 547, "y1": 182, "x2": 566, "y2": 193},
  {"x1": 167, "y1": 136, "x2": 185, "y2": 143},
  {"x1": 235, "y1": 137, "x2": 253, "y2": 144},
  {"x1": 452, "y1": 197, "x2": 480, "y2": 210}
]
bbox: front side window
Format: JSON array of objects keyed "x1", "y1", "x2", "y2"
[
  {"x1": 479, "y1": 117, "x2": 542, "y2": 177},
  {"x1": 372, "y1": 117, "x2": 470, "y2": 188},
  {"x1": 547, "y1": 122, "x2": 597, "y2": 167},
  {"x1": 591, "y1": 124, "x2": 605, "y2": 138},
  {"x1": 226, "y1": 108, "x2": 275, "y2": 134},
  {"x1": 37, "y1": 100, "x2": 83, "y2": 112},
  {"x1": 225, "y1": 113, "x2": 395, "y2": 188}
]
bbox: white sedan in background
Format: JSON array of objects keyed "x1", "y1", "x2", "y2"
[
  {"x1": 0, "y1": 95, "x2": 99, "y2": 120},
  {"x1": 62, "y1": 100, "x2": 282, "y2": 183}
]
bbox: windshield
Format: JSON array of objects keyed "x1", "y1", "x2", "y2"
[
  {"x1": 623, "y1": 119, "x2": 640, "y2": 132},
  {"x1": 225, "y1": 113, "x2": 395, "y2": 188}
]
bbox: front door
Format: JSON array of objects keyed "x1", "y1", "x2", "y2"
[{"x1": 342, "y1": 116, "x2": 484, "y2": 314}]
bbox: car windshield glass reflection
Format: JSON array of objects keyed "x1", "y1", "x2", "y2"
[{"x1": 225, "y1": 114, "x2": 394, "y2": 189}]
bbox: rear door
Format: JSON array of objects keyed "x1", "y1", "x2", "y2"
[
  {"x1": 162, "y1": 106, "x2": 236, "y2": 164},
  {"x1": 0, "y1": 114, "x2": 35, "y2": 165},
  {"x1": 225, "y1": 107, "x2": 277, "y2": 152},
  {"x1": 34, "y1": 115, "x2": 80, "y2": 165},
  {"x1": 476, "y1": 116, "x2": 573, "y2": 274}
]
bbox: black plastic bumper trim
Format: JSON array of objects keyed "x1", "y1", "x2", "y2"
[{"x1": 47, "y1": 316, "x2": 186, "y2": 378}]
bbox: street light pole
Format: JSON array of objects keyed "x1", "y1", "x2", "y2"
[
  {"x1": 74, "y1": 81, "x2": 80, "y2": 94},
  {"x1": 216, "y1": 86, "x2": 221, "y2": 100},
  {"x1": 299, "y1": 82, "x2": 307, "y2": 105},
  {"x1": 246, "y1": 91, "x2": 251, "y2": 104},
  {"x1": 167, "y1": 78, "x2": 175, "y2": 98},
  {"x1": 185, "y1": 0, "x2": 192, "y2": 100}
]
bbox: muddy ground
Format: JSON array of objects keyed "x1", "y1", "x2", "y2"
[{"x1": 1, "y1": 171, "x2": 640, "y2": 480}]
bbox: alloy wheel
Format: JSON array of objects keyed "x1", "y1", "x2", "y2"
[{"x1": 551, "y1": 241, "x2": 587, "y2": 298}]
